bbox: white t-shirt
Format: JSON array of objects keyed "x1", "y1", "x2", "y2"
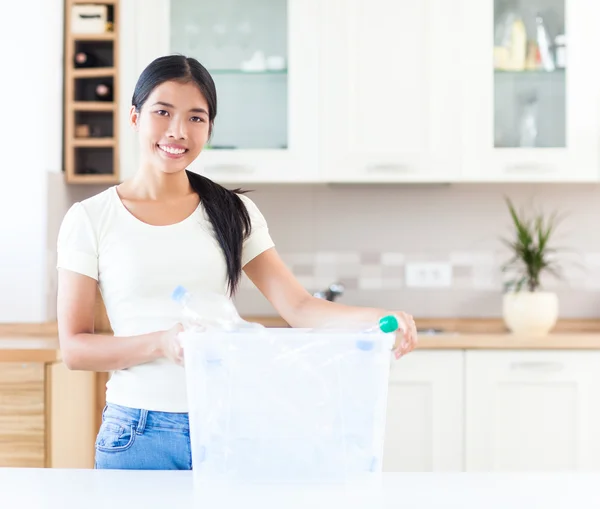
[{"x1": 56, "y1": 185, "x2": 274, "y2": 412}]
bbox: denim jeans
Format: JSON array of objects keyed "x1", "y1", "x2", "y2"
[{"x1": 94, "y1": 403, "x2": 192, "y2": 470}]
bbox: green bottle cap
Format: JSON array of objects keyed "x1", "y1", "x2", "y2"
[{"x1": 379, "y1": 315, "x2": 399, "y2": 333}]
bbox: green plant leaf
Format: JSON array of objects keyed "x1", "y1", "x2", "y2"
[{"x1": 501, "y1": 197, "x2": 565, "y2": 293}]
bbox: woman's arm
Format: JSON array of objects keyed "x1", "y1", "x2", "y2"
[
  {"x1": 57, "y1": 269, "x2": 182, "y2": 371},
  {"x1": 243, "y1": 248, "x2": 418, "y2": 357}
]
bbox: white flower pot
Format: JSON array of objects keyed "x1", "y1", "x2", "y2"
[{"x1": 502, "y1": 291, "x2": 559, "y2": 336}]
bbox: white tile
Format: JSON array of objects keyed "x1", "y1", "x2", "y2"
[
  {"x1": 449, "y1": 251, "x2": 496, "y2": 266},
  {"x1": 314, "y1": 264, "x2": 337, "y2": 279},
  {"x1": 381, "y1": 252, "x2": 405, "y2": 266},
  {"x1": 472, "y1": 265, "x2": 501, "y2": 290},
  {"x1": 337, "y1": 263, "x2": 361, "y2": 278},
  {"x1": 360, "y1": 265, "x2": 383, "y2": 279},
  {"x1": 295, "y1": 276, "x2": 316, "y2": 290},
  {"x1": 359, "y1": 277, "x2": 383, "y2": 290},
  {"x1": 315, "y1": 252, "x2": 338, "y2": 265},
  {"x1": 382, "y1": 278, "x2": 404, "y2": 289},
  {"x1": 336, "y1": 252, "x2": 361, "y2": 264},
  {"x1": 313, "y1": 276, "x2": 340, "y2": 289},
  {"x1": 284, "y1": 253, "x2": 315, "y2": 266}
]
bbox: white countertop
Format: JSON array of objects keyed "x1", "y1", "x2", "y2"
[{"x1": 2, "y1": 469, "x2": 600, "y2": 508}]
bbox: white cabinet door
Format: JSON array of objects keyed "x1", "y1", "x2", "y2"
[
  {"x1": 124, "y1": 0, "x2": 319, "y2": 184},
  {"x1": 460, "y1": 0, "x2": 600, "y2": 182},
  {"x1": 319, "y1": 0, "x2": 462, "y2": 183},
  {"x1": 466, "y1": 350, "x2": 600, "y2": 471},
  {"x1": 383, "y1": 351, "x2": 464, "y2": 472}
]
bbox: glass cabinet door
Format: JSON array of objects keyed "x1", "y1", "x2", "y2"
[
  {"x1": 461, "y1": 0, "x2": 600, "y2": 182},
  {"x1": 129, "y1": 0, "x2": 319, "y2": 183},
  {"x1": 493, "y1": 0, "x2": 565, "y2": 149},
  {"x1": 170, "y1": 0, "x2": 288, "y2": 151}
]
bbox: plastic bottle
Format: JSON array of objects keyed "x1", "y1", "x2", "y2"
[
  {"x1": 171, "y1": 285, "x2": 265, "y2": 332},
  {"x1": 310, "y1": 315, "x2": 400, "y2": 354},
  {"x1": 314, "y1": 314, "x2": 399, "y2": 333},
  {"x1": 519, "y1": 96, "x2": 538, "y2": 148}
]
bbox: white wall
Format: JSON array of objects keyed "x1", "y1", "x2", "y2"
[{"x1": 0, "y1": 0, "x2": 63, "y2": 322}]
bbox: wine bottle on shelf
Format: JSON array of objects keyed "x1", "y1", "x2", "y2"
[
  {"x1": 95, "y1": 82, "x2": 113, "y2": 101},
  {"x1": 74, "y1": 51, "x2": 98, "y2": 68}
]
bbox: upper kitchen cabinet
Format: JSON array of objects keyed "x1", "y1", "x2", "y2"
[
  {"x1": 319, "y1": 0, "x2": 463, "y2": 183},
  {"x1": 460, "y1": 0, "x2": 600, "y2": 182},
  {"x1": 126, "y1": 0, "x2": 319, "y2": 183}
]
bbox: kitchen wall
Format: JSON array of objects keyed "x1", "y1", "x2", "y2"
[
  {"x1": 46, "y1": 179, "x2": 600, "y2": 320},
  {"x1": 10, "y1": 0, "x2": 600, "y2": 323},
  {"x1": 0, "y1": 0, "x2": 63, "y2": 322}
]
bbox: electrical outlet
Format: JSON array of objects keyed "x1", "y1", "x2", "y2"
[{"x1": 405, "y1": 262, "x2": 453, "y2": 288}]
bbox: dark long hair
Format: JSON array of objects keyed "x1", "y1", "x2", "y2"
[{"x1": 131, "y1": 55, "x2": 251, "y2": 296}]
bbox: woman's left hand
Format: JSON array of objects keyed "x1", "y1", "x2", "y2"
[{"x1": 392, "y1": 311, "x2": 418, "y2": 359}]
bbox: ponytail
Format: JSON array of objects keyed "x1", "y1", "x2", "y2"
[{"x1": 186, "y1": 170, "x2": 251, "y2": 296}]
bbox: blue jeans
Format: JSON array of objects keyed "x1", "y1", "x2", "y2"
[{"x1": 94, "y1": 403, "x2": 192, "y2": 470}]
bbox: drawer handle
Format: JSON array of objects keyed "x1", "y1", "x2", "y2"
[
  {"x1": 503, "y1": 163, "x2": 554, "y2": 174},
  {"x1": 366, "y1": 164, "x2": 413, "y2": 173},
  {"x1": 204, "y1": 164, "x2": 255, "y2": 173},
  {"x1": 510, "y1": 361, "x2": 564, "y2": 372}
]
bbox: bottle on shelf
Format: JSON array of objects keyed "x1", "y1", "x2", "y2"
[
  {"x1": 74, "y1": 51, "x2": 98, "y2": 68},
  {"x1": 95, "y1": 82, "x2": 113, "y2": 101}
]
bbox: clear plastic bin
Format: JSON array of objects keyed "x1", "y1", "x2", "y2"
[{"x1": 181, "y1": 328, "x2": 393, "y2": 485}]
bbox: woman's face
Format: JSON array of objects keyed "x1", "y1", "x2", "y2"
[{"x1": 130, "y1": 80, "x2": 211, "y2": 174}]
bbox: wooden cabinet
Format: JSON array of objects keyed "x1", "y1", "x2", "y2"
[
  {"x1": 465, "y1": 350, "x2": 600, "y2": 471},
  {"x1": 0, "y1": 361, "x2": 98, "y2": 469},
  {"x1": 63, "y1": 0, "x2": 121, "y2": 184},
  {"x1": 383, "y1": 351, "x2": 464, "y2": 471},
  {"x1": 0, "y1": 363, "x2": 45, "y2": 467}
]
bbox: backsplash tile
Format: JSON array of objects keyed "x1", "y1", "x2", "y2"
[
  {"x1": 47, "y1": 177, "x2": 600, "y2": 319},
  {"x1": 360, "y1": 252, "x2": 382, "y2": 265},
  {"x1": 232, "y1": 182, "x2": 600, "y2": 318},
  {"x1": 381, "y1": 252, "x2": 405, "y2": 266}
]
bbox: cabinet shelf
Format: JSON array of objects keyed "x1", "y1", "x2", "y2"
[
  {"x1": 72, "y1": 138, "x2": 115, "y2": 148},
  {"x1": 73, "y1": 67, "x2": 115, "y2": 78},
  {"x1": 71, "y1": 33, "x2": 115, "y2": 41},
  {"x1": 72, "y1": 101, "x2": 115, "y2": 112},
  {"x1": 67, "y1": 174, "x2": 120, "y2": 185},
  {"x1": 64, "y1": 0, "x2": 119, "y2": 183}
]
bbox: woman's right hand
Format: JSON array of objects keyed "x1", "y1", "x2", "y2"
[{"x1": 158, "y1": 323, "x2": 185, "y2": 365}]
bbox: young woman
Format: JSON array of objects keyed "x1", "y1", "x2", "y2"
[{"x1": 56, "y1": 55, "x2": 418, "y2": 470}]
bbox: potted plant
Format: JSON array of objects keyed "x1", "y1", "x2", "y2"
[{"x1": 501, "y1": 197, "x2": 563, "y2": 336}]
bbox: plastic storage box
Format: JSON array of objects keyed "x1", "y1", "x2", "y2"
[{"x1": 181, "y1": 328, "x2": 393, "y2": 485}]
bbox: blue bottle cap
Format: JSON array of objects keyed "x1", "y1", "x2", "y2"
[{"x1": 171, "y1": 285, "x2": 188, "y2": 303}]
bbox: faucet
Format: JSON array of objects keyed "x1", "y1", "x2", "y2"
[{"x1": 313, "y1": 282, "x2": 345, "y2": 302}]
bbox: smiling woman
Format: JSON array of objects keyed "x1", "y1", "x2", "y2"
[{"x1": 55, "y1": 54, "x2": 417, "y2": 472}]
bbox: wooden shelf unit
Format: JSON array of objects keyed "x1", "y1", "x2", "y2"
[{"x1": 64, "y1": 0, "x2": 120, "y2": 184}]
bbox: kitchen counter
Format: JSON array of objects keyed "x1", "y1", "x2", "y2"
[
  {"x1": 1, "y1": 468, "x2": 599, "y2": 508},
  {"x1": 4, "y1": 318, "x2": 600, "y2": 362},
  {"x1": 0, "y1": 322, "x2": 60, "y2": 362}
]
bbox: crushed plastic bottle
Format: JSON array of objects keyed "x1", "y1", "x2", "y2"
[{"x1": 171, "y1": 285, "x2": 265, "y2": 332}]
